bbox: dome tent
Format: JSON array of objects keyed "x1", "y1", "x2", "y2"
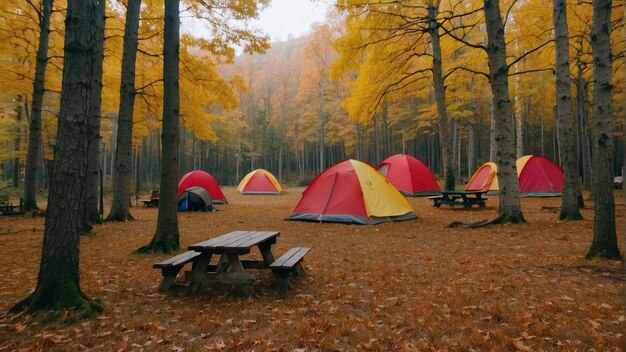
[
  {"x1": 178, "y1": 186, "x2": 215, "y2": 212},
  {"x1": 465, "y1": 156, "x2": 563, "y2": 197},
  {"x1": 237, "y1": 169, "x2": 282, "y2": 194},
  {"x1": 288, "y1": 159, "x2": 416, "y2": 224},
  {"x1": 178, "y1": 170, "x2": 227, "y2": 204},
  {"x1": 465, "y1": 162, "x2": 499, "y2": 193},
  {"x1": 376, "y1": 154, "x2": 441, "y2": 196}
]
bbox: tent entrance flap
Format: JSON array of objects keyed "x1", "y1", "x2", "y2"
[{"x1": 319, "y1": 173, "x2": 338, "y2": 221}]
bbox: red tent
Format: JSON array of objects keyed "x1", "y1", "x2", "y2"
[
  {"x1": 237, "y1": 169, "x2": 282, "y2": 195},
  {"x1": 289, "y1": 159, "x2": 416, "y2": 224},
  {"x1": 517, "y1": 155, "x2": 563, "y2": 196},
  {"x1": 465, "y1": 155, "x2": 563, "y2": 197},
  {"x1": 178, "y1": 170, "x2": 227, "y2": 204},
  {"x1": 376, "y1": 154, "x2": 441, "y2": 196}
]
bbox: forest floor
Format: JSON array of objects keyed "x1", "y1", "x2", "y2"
[{"x1": 0, "y1": 188, "x2": 624, "y2": 351}]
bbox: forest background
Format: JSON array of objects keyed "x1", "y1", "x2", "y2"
[{"x1": 0, "y1": 0, "x2": 624, "y2": 196}]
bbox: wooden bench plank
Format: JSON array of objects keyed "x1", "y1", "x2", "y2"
[
  {"x1": 153, "y1": 250, "x2": 203, "y2": 291},
  {"x1": 270, "y1": 247, "x2": 310, "y2": 293},
  {"x1": 282, "y1": 248, "x2": 310, "y2": 268},
  {"x1": 153, "y1": 250, "x2": 201, "y2": 268},
  {"x1": 269, "y1": 247, "x2": 301, "y2": 268}
]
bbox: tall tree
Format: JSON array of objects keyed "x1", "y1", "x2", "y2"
[
  {"x1": 11, "y1": 0, "x2": 103, "y2": 316},
  {"x1": 137, "y1": 0, "x2": 181, "y2": 253},
  {"x1": 107, "y1": 0, "x2": 142, "y2": 222},
  {"x1": 586, "y1": 0, "x2": 620, "y2": 259},
  {"x1": 553, "y1": 0, "x2": 583, "y2": 221},
  {"x1": 23, "y1": 0, "x2": 54, "y2": 211},
  {"x1": 427, "y1": 0, "x2": 454, "y2": 190},
  {"x1": 85, "y1": 0, "x2": 107, "y2": 227},
  {"x1": 483, "y1": 0, "x2": 524, "y2": 223}
]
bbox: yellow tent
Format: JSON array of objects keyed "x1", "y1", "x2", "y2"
[
  {"x1": 289, "y1": 159, "x2": 416, "y2": 224},
  {"x1": 237, "y1": 169, "x2": 282, "y2": 194}
]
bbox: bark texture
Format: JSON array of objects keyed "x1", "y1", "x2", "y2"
[
  {"x1": 483, "y1": 0, "x2": 524, "y2": 223},
  {"x1": 137, "y1": 0, "x2": 180, "y2": 254},
  {"x1": 553, "y1": 0, "x2": 583, "y2": 220},
  {"x1": 13, "y1": 96, "x2": 23, "y2": 188},
  {"x1": 23, "y1": 0, "x2": 54, "y2": 211},
  {"x1": 576, "y1": 62, "x2": 592, "y2": 191},
  {"x1": 586, "y1": 0, "x2": 620, "y2": 260},
  {"x1": 428, "y1": 0, "x2": 454, "y2": 190},
  {"x1": 106, "y1": 0, "x2": 142, "y2": 222},
  {"x1": 11, "y1": 0, "x2": 103, "y2": 317},
  {"x1": 85, "y1": 0, "x2": 106, "y2": 227}
]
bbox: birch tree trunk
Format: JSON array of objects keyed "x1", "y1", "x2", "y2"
[
  {"x1": 107, "y1": 0, "x2": 141, "y2": 222},
  {"x1": 428, "y1": 0, "x2": 454, "y2": 190},
  {"x1": 586, "y1": 0, "x2": 620, "y2": 259},
  {"x1": 11, "y1": 0, "x2": 103, "y2": 316},
  {"x1": 138, "y1": 0, "x2": 180, "y2": 254},
  {"x1": 23, "y1": 0, "x2": 54, "y2": 211},
  {"x1": 553, "y1": 0, "x2": 583, "y2": 220},
  {"x1": 85, "y1": 0, "x2": 106, "y2": 226},
  {"x1": 484, "y1": 0, "x2": 524, "y2": 222}
]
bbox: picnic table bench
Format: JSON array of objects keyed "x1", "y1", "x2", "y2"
[
  {"x1": 153, "y1": 230, "x2": 310, "y2": 296},
  {"x1": 270, "y1": 247, "x2": 310, "y2": 291},
  {"x1": 429, "y1": 190, "x2": 487, "y2": 208}
]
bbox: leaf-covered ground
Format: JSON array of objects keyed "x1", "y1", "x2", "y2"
[{"x1": 0, "y1": 188, "x2": 624, "y2": 351}]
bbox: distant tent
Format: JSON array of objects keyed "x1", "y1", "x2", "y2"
[
  {"x1": 516, "y1": 155, "x2": 563, "y2": 196},
  {"x1": 178, "y1": 186, "x2": 214, "y2": 212},
  {"x1": 465, "y1": 156, "x2": 563, "y2": 197},
  {"x1": 237, "y1": 169, "x2": 282, "y2": 195},
  {"x1": 178, "y1": 170, "x2": 227, "y2": 204},
  {"x1": 289, "y1": 159, "x2": 417, "y2": 224},
  {"x1": 376, "y1": 154, "x2": 441, "y2": 196},
  {"x1": 465, "y1": 162, "x2": 499, "y2": 193}
]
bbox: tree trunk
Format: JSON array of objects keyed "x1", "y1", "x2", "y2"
[
  {"x1": 484, "y1": 0, "x2": 524, "y2": 223},
  {"x1": 553, "y1": 0, "x2": 583, "y2": 221},
  {"x1": 468, "y1": 121, "x2": 475, "y2": 178},
  {"x1": 577, "y1": 71, "x2": 592, "y2": 190},
  {"x1": 381, "y1": 103, "x2": 390, "y2": 157},
  {"x1": 11, "y1": 0, "x2": 103, "y2": 317},
  {"x1": 23, "y1": 0, "x2": 54, "y2": 211},
  {"x1": 489, "y1": 104, "x2": 496, "y2": 162},
  {"x1": 13, "y1": 95, "x2": 23, "y2": 188},
  {"x1": 586, "y1": 0, "x2": 620, "y2": 260},
  {"x1": 106, "y1": 0, "x2": 141, "y2": 222},
  {"x1": 137, "y1": 0, "x2": 180, "y2": 254},
  {"x1": 428, "y1": 0, "x2": 454, "y2": 190},
  {"x1": 85, "y1": 0, "x2": 106, "y2": 227}
]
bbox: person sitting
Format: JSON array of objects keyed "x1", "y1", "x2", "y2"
[{"x1": 150, "y1": 189, "x2": 160, "y2": 200}]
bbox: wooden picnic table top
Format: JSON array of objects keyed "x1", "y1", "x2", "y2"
[
  {"x1": 188, "y1": 230, "x2": 279, "y2": 254},
  {"x1": 440, "y1": 190, "x2": 487, "y2": 196}
]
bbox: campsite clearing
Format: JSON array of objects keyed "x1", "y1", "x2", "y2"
[{"x1": 0, "y1": 187, "x2": 623, "y2": 351}]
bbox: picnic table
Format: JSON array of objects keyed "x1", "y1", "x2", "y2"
[
  {"x1": 154, "y1": 230, "x2": 309, "y2": 297},
  {"x1": 0, "y1": 202, "x2": 20, "y2": 215},
  {"x1": 140, "y1": 198, "x2": 159, "y2": 207},
  {"x1": 429, "y1": 190, "x2": 487, "y2": 208}
]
